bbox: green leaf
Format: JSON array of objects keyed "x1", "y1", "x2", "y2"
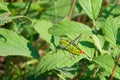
[
  {"x1": 79, "y1": 0, "x2": 102, "y2": 19},
  {"x1": 112, "y1": 48, "x2": 120, "y2": 58},
  {"x1": 97, "y1": 34, "x2": 105, "y2": 50},
  {"x1": 34, "y1": 20, "x2": 52, "y2": 43},
  {"x1": 55, "y1": 68, "x2": 76, "y2": 79},
  {"x1": 94, "y1": 55, "x2": 114, "y2": 73},
  {"x1": 40, "y1": 0, "x2": 71, "y2": 22},
  {"x1": 0, "y1": 3, "x2": 10, "y2": 12},
  {"x1": 8, "y1": 2, "x2": 25, "y2": 9},
  {"x1": 35, "y1": 51, "x2": 87, "y2": 75},
  {"x1": 99, "y1": 72, "x2": 110, "y2": 80},
  {"x1": 102, "y1": 16, "x2": 119, "y2": 46},
  {"x1": 78, "y1": 35, "x2": 95, "y2": 59},
  {"x1": 90, "y1": 35, "x2": 102, "y2": 53},
  {"x1": 112, "y1": 5, "x2": 120, "y2": 15},
  {"x1": 0, "y1": 29, "x2": 39, "y2": 59},
  {"x1": 94, "y1": 55, "x2": 120, "y2": 79},
  {"x1": 48, "y1": 19, "x2": 92, "y2": 36},
  {"x1": 0, "y1": 12, "x2": 12, "y2": 26},
  {"x1": 95, "y1": 18, "x2": 105, "y2": 30},
  {"x1": 34, "y1": 19, "x2": 59, "y2": 50},
  {"x1": 13, "y1": 16, "x2": 32, "y2": 24},
  {"x1": 114, "y1": 16, "x2": 120, "y2": 45},
  {"x1": 0, "y1": 15, "x2": 32, "y2": 26}
]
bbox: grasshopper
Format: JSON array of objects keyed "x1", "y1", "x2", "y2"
[{"x1": 60, "y1": 34, "x2": 84, "y2": 55}]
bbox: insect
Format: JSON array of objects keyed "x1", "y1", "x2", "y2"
[{"x1": 60, "y1": 34, "x2": 84, "y2": 55}]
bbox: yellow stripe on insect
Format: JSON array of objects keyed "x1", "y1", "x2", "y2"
[{"x1": 60, "y1": 39, "x2": 84, "y2": 55}]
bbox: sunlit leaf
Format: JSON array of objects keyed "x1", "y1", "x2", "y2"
[
  {"x1": 0, "y1": 28, "x2": 39, "y2": 59},
  {"x1": 0, "y1": 15, "x2": 32, "y2": 26},
  {"x1": 90, "y1": 35, "x2": 102, "y2": 53},
  {"x1": 79, "y1": 0, "x2": 102, "y2": 19},
  {"x1": 78, "y1": 35, "x2": 95, "y2": 59},
  {"x1": 102, "y1": 16, "x2": 120, "y2": 46},
  {"x1": 40, "y1": 0, "x2": 71, "y2": 22},
  {"x1": 94, "y1": 55, "x2": 120, "y2": 79},
  {"x1": 95, "y1": 18, "x2": 105, "y2": 30},
  {"x1": 55, "y1": 68, "x2": 76, "y2": 79},
  {"x1": 48, "y1": 19, "x2": 92, "y2": 36},
  {"x1": 0, "y1": 3, "x2": 9, "y2": 12},
  {"x1": 35, "y1": 51, "x2": 87, "y2": 75},
  {"x1": 34, "y1": 20, "x2": 52, "y2": 43}
]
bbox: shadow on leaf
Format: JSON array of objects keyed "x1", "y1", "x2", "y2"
[
  {"x1": 80, "y1": 41, "x2": 94, "y2": 48},
  {"x1": 0, "y1": 34, "x2": 7, "y2": 42},
  {"x1": 117, "y1": 28, "x2": 120, "y2": 45},
  {"x1": 27, "y1": 42, "x2": 40, "y2": 59}
]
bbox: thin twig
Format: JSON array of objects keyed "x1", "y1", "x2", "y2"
[
  {"x1": 110, "y1": 55, "x2": 120, "y2": 80},
  {"x1": 68, "y1": 0, "x2": 76, "y2": 19}
]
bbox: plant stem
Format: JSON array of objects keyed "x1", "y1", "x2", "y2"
[
  {"x1": 68, "y1": 0, "x2": 76, "y2": 19},
  {"x1": 24, "y1": 0, "x2": 32, "y2": 15},
  {"x1": 93, "y1": 19, "x2": 97, "y2": 32},
  {"x1": 110, "y1": 55, "x2": 120, "y2": 80}
]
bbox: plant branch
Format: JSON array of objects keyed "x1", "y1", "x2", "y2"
[
  {"x1": 110, "y1": 55, "x2": 120, "y2": 80},
  {"x1": 68, "y1": 0, "x2": 76, "y2": 19}
]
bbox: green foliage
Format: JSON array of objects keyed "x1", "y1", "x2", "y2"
[
  {"x1": 103, "y1": 17, "x2": 119, "y2": 46},
  {"x1": 0, "y1": 2, "x2": 9, "y2": 12},
  {"x1": 40, "y1": 0, "x2": 71, "y2": 22},
  {"x1": 0, "y1": 28, "x2": 39, "y2": 59},
  {"x1": 1, "y1": 0, "x2": 120, "y2": 80},
  {"x1": 77, "y1": 35, "x2": 95, "y2": 59},
  {"x1": 0, "y1": 15, "x2": 32, "y2": 26},
  {"x1": 79, "y1": 0, "x2": 102, "y2": 20},
  {"x1": 34, "y1": 20, "x2": 52, "y2": 43},
  {"x1": 35, "y1": 51, "x2": 87, "y2": 75},
  {"x1": 94, "y1": 55, "x2": 120, "y2": 79},
  {"x1": 48, "y1": 19, "x2": 92, "y2": 36},
  {"x1": 90, "y1": 35, "x2": 102, "y2": 53}
]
